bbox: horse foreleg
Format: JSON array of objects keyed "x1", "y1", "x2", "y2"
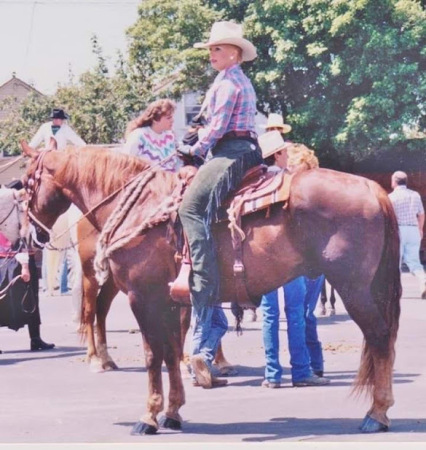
[
  {"x1": 161, "y1": 305, "x2": 185, "y2": 431},
  {"x1": 95, "y1": 277, "x2": 119, "y2": 371},
  {"x1": 129, "y1": 292, "x2": 164, "y2": 435}
]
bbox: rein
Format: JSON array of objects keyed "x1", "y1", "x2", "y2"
[
  {"x1": 26, "y1": 151, "x2": 178, "y2": 251},
  {"x1": 0, "y1": 155, "x2": 25, "y2": 175},
  {"x1": 0, "y1": 275, "x2": 22, "y2": 300},
  {"x1": 0, "y1": 197, "x2": 20, "y2": 226}
]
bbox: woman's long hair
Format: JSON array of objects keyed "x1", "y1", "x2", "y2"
[{"x1": 125, "y1": 99, "x2": 176, "y2": 138}]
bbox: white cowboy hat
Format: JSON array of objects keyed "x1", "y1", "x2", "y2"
[
  {"x1": 262, "y1": 113, "x2": 292, "y2": 134},
  {"x1": 194, "y1": 21, "x2": 257, "y2": 62},
  {"x1": 258, "y1": 131, "x2": 291, "y2": 159}
]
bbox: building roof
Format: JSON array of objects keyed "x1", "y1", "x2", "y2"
[
  {"x1": 0, "y1": 75, "x2": 45, "y2": 122},
  {"x1": 0, "y1": 75, "x2": 44, "y2": 98}
]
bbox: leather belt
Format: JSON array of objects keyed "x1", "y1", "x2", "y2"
[{"x1": 222, "y1": 130, "x2": 258, "y2": 142}]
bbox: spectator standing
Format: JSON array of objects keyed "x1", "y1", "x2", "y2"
[
  {"x1": 389, "y1": 170, "x2": 426, "y2": 298},
  {"x1": 258, "y1": 131, "x2": 330, "y2": 388}
]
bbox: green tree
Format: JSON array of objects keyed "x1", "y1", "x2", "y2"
[
  {"x1": 0, "y1": 37, "x2": 142, "y2": 153},
  {"x1": 126, "y1": 0, "x2": 425, "y2": 167},
  {"x1": 126, "y1": 0, "x2": 221, "y2": 100}
]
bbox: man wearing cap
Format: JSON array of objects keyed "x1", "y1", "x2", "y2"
[
  {"x1": 257, "y1": 131, "x2": 330, "y2": 388},
  {"x1": 177, "y1": 21, "x2": 263, "y2": 388},
  {"x1": 29, "y1": 108, "x2": 85, "y2": 151},
  {"x1": 389, "y1": 171, "x2": 426, "y2": 298}
]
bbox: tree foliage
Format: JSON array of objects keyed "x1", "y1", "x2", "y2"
[
  {"x1": 127, "y1": 0, "x2": 426, "y2": 168},
  {"x1": 0, "y1": 37, "x2": 142, "y2": 154},
  {"x1": 1, "y1": 0, "x2": 424, "y2": 166}
]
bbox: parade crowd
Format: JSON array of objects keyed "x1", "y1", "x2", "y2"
[{"x1": 1, "y1": 21, "x2": 425, "y2": 396}]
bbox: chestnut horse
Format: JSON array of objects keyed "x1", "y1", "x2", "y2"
[{"x1": 22, "y1": 144, "x2": 401, "y2": 435}]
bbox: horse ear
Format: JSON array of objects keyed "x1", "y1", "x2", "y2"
[{"x1": 20, "y1": 140, "x2": 39, "y2": 158}]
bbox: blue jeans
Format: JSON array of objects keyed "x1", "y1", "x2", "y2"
[
  {"x1": 191, "y1": 305, "x2": 228, "y2": 369},
  {"x1": 261, "y1": 275, "x2": 325, "y2": 383},
  {"x1": 179, "y1": 138, "x2": 261, "y2": 366},
  {"x1": 60, "y1": 252, "x2": 69, "y2": 294},
  {"x1": 399, "y1": 226, "x2": 424, "y2": 273}
]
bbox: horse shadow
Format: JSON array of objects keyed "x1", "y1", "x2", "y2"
[
  {"x1": 225, "y1": 368, "x2": 418, "y2": 388},
  {"x1": 115, "y1": 417, "x2": 426, "y2": 440},
  {"x1": 0, "y1": 347, "x2": 86, "y2": 365}
]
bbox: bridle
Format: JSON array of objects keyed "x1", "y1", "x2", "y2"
[{"x1": 25, "y1": 149, "x2": 54, "y2": 238}]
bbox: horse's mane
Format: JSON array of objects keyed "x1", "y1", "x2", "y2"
[{"x1": 55, "y1": 147, "x2": 175, "y2": 196}]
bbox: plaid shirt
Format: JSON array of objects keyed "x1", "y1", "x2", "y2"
[
  {"x1": 192, "y1": 64, "x2": 257, "y2": 158},
  {"x1": 389, "y1": 185, "x2": 424, "y2": 226}
]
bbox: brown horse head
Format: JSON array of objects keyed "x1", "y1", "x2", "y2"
[{"x1": 21, "y1": 141, "x2": 73, "y2": 243}]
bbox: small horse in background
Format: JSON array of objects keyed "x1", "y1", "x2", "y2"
[
  {"x1": 0, "y1": 187, "x2": 28, "y2": 245},
  {"x1": 22, "y1": 143, "x2": 401, "y2": 435}
]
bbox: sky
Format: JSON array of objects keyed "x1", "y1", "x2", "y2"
[{"x1": 0, "y1": 0, "x2": 140, "y2": 95}]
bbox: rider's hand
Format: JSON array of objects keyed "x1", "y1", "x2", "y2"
[
  {"x1": 21, "y1": 264, "x2": 30, "y2": 283},
  {"x1": 177, "y1": 145, "x2": 193, "y2": 158}
]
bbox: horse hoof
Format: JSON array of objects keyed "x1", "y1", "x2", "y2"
[
  {"x1": 103, "y1": 361, "x2": 119, "y2": 371},
  {"x1": 159, "y1": 415, "x2": 182, "y2": 431},
  {"x1": 130, "y1": 421, "x2": 158, "y2": 435},
  {"x1": 329, "y1": 308, "x2": 336, "y2": 316},
  {"x1": 89, "y1": 362, "x2": 104, "y2": 373},
  {"x1": 359, "y1": 415, "x2": 389, "y2": 433}
]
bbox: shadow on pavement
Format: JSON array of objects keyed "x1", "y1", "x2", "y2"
[
  {"x1": 114, "y1": 417, "x2": 426, "y2": 440},
  {"x1": 0, "y1": 347, "x2": 86, "y2": 365}
]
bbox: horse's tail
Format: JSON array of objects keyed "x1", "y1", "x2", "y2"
[{"x1": 353, "y1": 180, "x2": 402, "y2": 396}]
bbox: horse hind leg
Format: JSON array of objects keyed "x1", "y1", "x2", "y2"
[
  {"x1": 329, "y1": 286, "x2": 337, "y2": 315},
  {"x1": 337, "y1": 285, "x2": 396, "y2": 432},
  {"x1": 179, "y1": 306, "x2": 192, "y2": 379}
]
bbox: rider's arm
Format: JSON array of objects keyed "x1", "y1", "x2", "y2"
[
  {"x1": 64, "y1": 124, "x2": 86, "y2": 147},
  {"x1": 28, "y1": 123, "x2": 48, "y2": 149}
]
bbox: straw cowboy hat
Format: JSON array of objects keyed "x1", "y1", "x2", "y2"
[
  {"x1": 258, "y1": 130, "x2": 290, "y2": 159},
  {"x1": 194, "y1": 21, "x2": 257, "y2": 62},
  {"x1": 263, "y1": 113, "x2": 292, "y2": 134}
]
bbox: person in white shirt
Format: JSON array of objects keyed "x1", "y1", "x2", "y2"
[
  {"x1": 29, "y1": 108, "x2": 85, "y2": 151},
  {"x1": 389, "y1": 170, "x2": 426, "y2": 298}
]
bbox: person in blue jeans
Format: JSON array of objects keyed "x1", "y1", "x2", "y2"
[
  {"x1": 257, "y1": 131, "x2": 330, "y2": 388},
  {"x1": 190, "y1": 306, "x2": 228, "y2": 387},
  {"x1": 261, "y1": 275, "x2": 330, "y2": 387}
]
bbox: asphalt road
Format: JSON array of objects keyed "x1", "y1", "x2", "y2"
[{"x1": 1, "y1": 272, "x2": 426, "y2": 445}]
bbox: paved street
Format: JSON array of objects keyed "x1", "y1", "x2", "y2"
[{"x1": 1, "y1": 272, "x2": 426, "y2": 444}]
